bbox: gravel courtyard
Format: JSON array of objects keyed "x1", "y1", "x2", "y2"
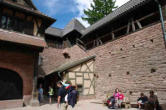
[{"x1": 4, "y1": 100, "x2": 138, "y2": 110}]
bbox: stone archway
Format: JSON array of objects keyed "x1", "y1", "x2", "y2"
[{"x1": 0, "y1": 68, "x2": 23, "y2": 100}]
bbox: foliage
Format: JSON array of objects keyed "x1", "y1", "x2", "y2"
[{"x1": 82, "y1": 0, "x2": 117, "y2": 25}]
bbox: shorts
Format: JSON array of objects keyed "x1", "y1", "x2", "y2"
[
  {"x1": 138, "y1": 100, "x2": 144, "y2": 104},
  {"x1": 49, "y1": 95, "x2": 53, "y2": 98}
]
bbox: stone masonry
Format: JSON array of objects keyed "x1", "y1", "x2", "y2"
[
  {"x1": 41, "y1": 22, "x2": 166, "y2": 104},
  {"x1": 0, "y1": 49, "x2": 35, "y2": 105}
]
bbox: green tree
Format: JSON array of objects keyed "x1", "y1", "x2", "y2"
[{"x1": 82, "y1": 0, "x2": 117, "y2": 25}]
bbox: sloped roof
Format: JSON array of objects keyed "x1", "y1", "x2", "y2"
[
  {"x1": 63, "y1": 19, "x2": 85, "y2": 36},
  {"x1": 24, "y1": 0, "x2": 37, "y2": 10},
  {"x1": 48, "y1": 56, "x2": 95, "y2": 75},
  {"x1": 0, "y1": 0, "x2": 55, "y2": 26},
  {"x1": 0, "y1": 29, "x2": 47, "y2": 48},
  {"x1": 81, "y1": 0, "x2": 152, "y2": 37},
  {"x1": 45, "y1": 19, "x2": 85, "y2": 38},
  {"x1": 45, "y1": 27, "x2": 63, "y2": 37}
]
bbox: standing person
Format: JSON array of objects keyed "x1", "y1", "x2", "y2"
[
  {"x1": 118, "y1": 90, "x2": 124, "y2": 108},
  {"x1": 57, "y1": 81, "x2": 67, "y2": 110},
  {"x1": 137, "y1": 93, "x2": 148, "y2": 109},
  {"x1": 148, "y1": 90, "x2": 160, "y2": 110},
  {"x1": 113, "y1": 88, "x2": 120, "y2": 108},
  {"x1": 38, "y1": 84, "x2": 44, "y2": 104},
  {"x1": 48, "y1": 85, "x2": 54, "y2": 104}
]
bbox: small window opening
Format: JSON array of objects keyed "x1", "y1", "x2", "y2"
[
  {"x1": 129, "y1": 91, "x2": 133, "y2": 95},
  {"x1": 63, "y1": 52, "x2": 70, "y2": 59},
  {"x1": 151, "y1": 68, "x2": 156, "y2": 73},
  {"x1": 126, "y1": 71, "x2": 130, "y2": 75},
  {"x1": 150, "y1": 39, "x2": 154, "y2": 43}
]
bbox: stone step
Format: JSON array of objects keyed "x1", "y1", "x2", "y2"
[{"x1": 0, "y1": 99, "x2": 23, "y2": 109}]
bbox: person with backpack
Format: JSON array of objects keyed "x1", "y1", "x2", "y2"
[
  {"x1": 48, "y1": 85, "x2": 54, "y2": 104},
  {"x1": 67, "y1": 86, "x2": 78, "y2": 108}
]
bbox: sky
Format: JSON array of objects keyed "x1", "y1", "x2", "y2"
[{"x1": 32, "y1": 0, "x2": 130, "y2": 29}]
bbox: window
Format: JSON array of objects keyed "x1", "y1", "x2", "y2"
[
  {"x1": 0, "y1": 15, "x2": 34, "y2": 35},
  {"x1": 1, "y1": 16, "x2": 7, "y2": 29},
  {"x1": 77, "y1": 85, "x2": 83, "y2": 94}
]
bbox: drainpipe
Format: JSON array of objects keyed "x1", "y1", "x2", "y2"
[{"x1": 155, "y1": 0, "x2": 166, "y2": 43}]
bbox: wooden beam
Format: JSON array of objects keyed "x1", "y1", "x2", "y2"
[
  {"x1": 112, "y1": 32, "x2": 115, "y2": 39},
  {"x1": 131, "y1": 18, "x2": 136, "y2": 32},
  {"x1": 126, "y1": 21, "x2": 131, "y2": 34},
  {"x1": 85, "y1": 12, "x2": 158, "y2": 47},
  {"x1": 137, "y1": 12, "x2": 157, "y2": 22},
  {"x1": 136, "y1": 20, "x2": 142, "y2": 29},
  {"x1": 93, "y1": 40, "x2": 96, "y2": 47},
  {"x1": 99, "y1": 39, "x2": 103, "y2": 45},
  {"x1": 96, "y1": 40, "x2": 99, "y2": 46},
  {"x1": 77, "y1": 38, "x2": 84, "y2": 45}
]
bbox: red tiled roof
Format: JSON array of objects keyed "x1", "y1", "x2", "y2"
[{"x1": 0, "y1": 29, "x2": 47, "y2": 48}]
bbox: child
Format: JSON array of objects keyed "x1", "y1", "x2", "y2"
[{"x1": 118, "y1": 90, "x2": 124, "y2": 108}]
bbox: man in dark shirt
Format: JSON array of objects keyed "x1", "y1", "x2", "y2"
[
  {"x1": 137, "y1": 93, "x2": 148, "y2": 109},
  {"x1": 57, "y1": 81, "x2": 67, "y2": 110}
]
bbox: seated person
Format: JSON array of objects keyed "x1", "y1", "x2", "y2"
[
  {"x1": 137, "y1": 93, "x2": 148, "y2": 109},
  {"x1": 107, "y1": 96, "x2": 116, "y2": 109},
  {"x1": 148, "y1": 90, "x2": 160, "y2": 110},
  {"x1": 113, "y1": 88, "x2": 120, "y2": 108},
  {"x1": 118, "y1": 90, "x2": 124, "y2": 108}
]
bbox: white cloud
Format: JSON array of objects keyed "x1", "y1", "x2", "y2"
[
  {"x1": 74, "y1": 0, "x2": 93, "y2": 27},
  {"x1": 74, "y1": 0, "x2": 130, "y2": 28},
  {"x1": 115, "y1": 0, "x2": 130, "y2": 7},
  {"x1": 44, "y1": 0, "x2": 58, "y2": 15},
  {"x1": 39, "y1": 0, "x2": 77, "y2": 16}
]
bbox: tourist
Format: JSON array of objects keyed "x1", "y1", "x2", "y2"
[
  {"x1": 147, "y1": 90, "x2": 160, "y2": 110},
  {"x1": 107, "y1": 96, "x2": 116, "y2": 109},
  {"x1": 48, "y1": 85, "x2": 54, "y2": 104},
  {"x1": 137, "y1": 93, "x2": 148, "y2": 109},
  {"x1": 38, "y1": 84, "x2": 44, "y2": 103},
  {"x1": 113, "y1": 88, "x2": 120, "y2": 108},
  {"x1": 118, "y1": 90, "x2": 124, "y2": 108},
  {"x1": 67, "y1": 86, "x2": 78, "y2": 108},
  {"x1": 57, "y1": 81, "x2": 67, "y2": 110}
]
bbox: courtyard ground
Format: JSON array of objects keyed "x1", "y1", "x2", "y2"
[{"x1": 4, "y1": 100, "x2": 138, "y2": 110}]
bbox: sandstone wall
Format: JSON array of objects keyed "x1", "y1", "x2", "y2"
[
  {"x1": 41, "y1": 22, "x2": 166, "y2": 104},
  {"x1": 40, "y1": 45, "x2": 88, "y2": 75},
  {"x1": 0, "y1": 49, "x2": 34, "y2": 104},
  {"x1": 87, "y1": 22, "x2": 166, "y2": 103}
]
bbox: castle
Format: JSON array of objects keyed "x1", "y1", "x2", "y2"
[{"x1": 0, "y1": 0, "x2": 166, "y2": 109}]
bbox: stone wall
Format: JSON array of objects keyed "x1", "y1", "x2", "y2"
[
  {"x1": 87, "y1": 22, "x2": 166, "y2": 103},
  {"x1": 42, "y1": 22, "x2": 166, "y2": 104},
  {"x1": 40, "y1": 45, "x2": 88, "y2": 75},
  {"x1": 0, "y1": 49, "x2": 34, "y2": 104}
]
